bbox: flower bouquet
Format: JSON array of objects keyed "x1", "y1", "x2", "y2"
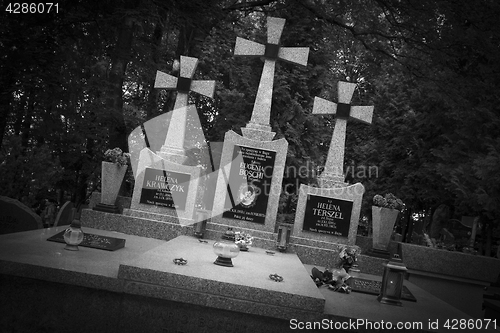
[
  {"x1": 338, "y1": 245, "x2": 360, "y2": 272},
  {"x1": 234, "y1": 231, "x2": 253, "y2": 251},
  {"x1": 311, "y1": 267, "x2": 352, "y2": 294},
  {"x1": 99, "y1": 147, "x2": 130, "y2": 208},
  {"x1": 373, "y1": 193, "x2": 405, "y2": 211},
  {"x1": 104, "y1": 147, "x2": 131, "y2": 166}
]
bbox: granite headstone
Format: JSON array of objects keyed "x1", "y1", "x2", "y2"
[
  {"x1": 294, "y1": 81, "x2": 374, "y2": 246},
  {"x1": 211, "y1": 17, "x2": 309, "y2": 236}
]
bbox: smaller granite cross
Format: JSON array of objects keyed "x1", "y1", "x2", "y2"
[
  {"x1": 234, "y1": 17, "x2": 309, "y2": 140},
  {"x1": 154, "y1": 56, "x2": 215, "y2": 162},
  {"x1": 313, "y1": 81, "x2": 374, "y2": 188}
]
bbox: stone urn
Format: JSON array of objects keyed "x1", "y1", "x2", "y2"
[
  {"x1": 100, "y1": 161, "x2": 127, "y2": 206},
  {"x1": 371, "y1": 206, "x2": 399, "y2": 253}
]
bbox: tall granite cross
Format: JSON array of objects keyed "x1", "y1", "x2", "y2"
[
  {"x1": 154, "y1": 55, "x2": 215, "y2": 163},
  {"x1": 234, "y1": 17, "x2": 309, "y2": 141},
  {"x1": 313, "y1": 81, "x2": 374, "y2": 188}
]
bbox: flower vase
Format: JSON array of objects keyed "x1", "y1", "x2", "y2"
[
  {"x1": 97, "y1": 161, "x2": 127, "y2": 212},
  {"x1": 371, "y1": 206, "x2": 399, "y2": 255}
]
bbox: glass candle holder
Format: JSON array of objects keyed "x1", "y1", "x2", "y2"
[
  {"x1": 63, "y1": 219, "x2": 84, "y2": 251},
  {"x1": 213, "y1": 228, "x2": 240, "y2": 267}
]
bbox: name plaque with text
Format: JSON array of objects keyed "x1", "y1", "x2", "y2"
[
  {"x1": 140, "y1": 168, "x2": 190, "y2": 210},
  {"x1": 302, "y1": 195, "x2": 353, "y2": 237},
  {"x1": 223, "y1": 145, "x2": 276, "y2": 224}
]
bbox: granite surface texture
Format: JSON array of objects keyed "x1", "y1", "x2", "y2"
[
  {"x1": 401, "y1": 242, "x2": 500, "y2": 283},
  {"x1": 82, "y1": 209, "x2": 193, "y2": 241},
  {"x1": 82, "y1": 208, "x2": 386, "y2": 276},
  {"x1": 89, "y1": 192, "x2": 131, "y2": 213},
  {"x1": 118, "y1": 235, "x2": 325, "y2": 319},
  {"x1": 1, "y1": 228, "x2": 491, "y2": 332}
]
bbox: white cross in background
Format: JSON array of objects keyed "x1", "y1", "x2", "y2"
[
  {"x1": 312, "y1": 81, "x2": 374, "y2": 187},
  {"x1": 154, "y1": 56, "x2": 215, "y2": 161},
  {"x1": 235, "y1": 17, "x2": 309, "y2": 137}
]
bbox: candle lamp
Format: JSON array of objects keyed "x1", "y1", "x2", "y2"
[
  {"x1": 276, "y1": 223, "x2": 292, "y2": 252},
  {"x1": 377, "y1": 254, "x2": 407, "y2": 306},
  {"x1": 213, "y1": 228, "x2": 240, "y2": 267},
  {"x1": 63, "y1": 219, "x2": 84, "y2": 251}
]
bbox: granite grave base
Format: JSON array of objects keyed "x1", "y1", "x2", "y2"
[
  {"x1": 118, "y1": 235, "x2": 325, "y2": 320},
  {"x1": 82, "y1": 207, "x2": 388, "y2": 276},
  {"x1": 82, "y1": 208, "x2": 193, "y2": 241},
  {"x1": 0, "y1": 228, "x2": 488, "y2": 333},
  {"x1": 0, "y1": 274, "x2": 291, "y2": 333}
]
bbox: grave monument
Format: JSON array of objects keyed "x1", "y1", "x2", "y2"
[
  {"x1": 123, "y1": 56, "x2": 215, "y2": 225},
  {"x1": 211, "y1": 17, "x2": 309, "y2": 240},
  {"x1": 291, "y1": 81, "x2": 373, "y2": 265}
]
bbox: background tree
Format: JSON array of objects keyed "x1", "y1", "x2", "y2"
[{"x1": 1, "y1": 0, "x2": 498, "y2": 254}]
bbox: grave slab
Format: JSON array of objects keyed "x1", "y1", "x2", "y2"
[
  {"x1": 304, "y1": 265, "x2": 493, "y2": 333},
  {"x1": 118, "y1": 235, "x2": 325, "y2": 320},
  {"x1": 0, "y1": 228, "x2": 493, "y2": 333}
]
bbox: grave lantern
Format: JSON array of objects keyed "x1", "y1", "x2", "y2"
[
  {"x1": 193, "y1": 209, "x2": 209, "y2": 238},
  {"x1": 377, "y1": 254, "x2": 407, "y2": 306},
  {"x1": 276, "y1": 224, "x2": 292, "y2": 252},
  {"x1": 213, "y1": 228, "x2": 240, "y2": 267},
  {"x1": 63, "y1": 219, "x2": 84, "y2": 251}
]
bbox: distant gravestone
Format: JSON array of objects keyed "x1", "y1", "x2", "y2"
[
  {"x1": 54, "y1": 201, "x2": 74, "y2": 227},
  {"x1": 0, "y1": 196, "x2": 42, "y2": 234},
  {"x1": 293, "y1": 81, "x2": 374, "y2": 246},
  {"x1": 212, "y1": 17, "x2": 309, "y2": 234}
]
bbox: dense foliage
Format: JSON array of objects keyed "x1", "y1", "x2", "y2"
[{"x1": 1, "y1": 0, "x2": 499, "y2": 253}]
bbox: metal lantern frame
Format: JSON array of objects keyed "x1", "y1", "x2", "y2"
[
  {"x1": 193, "y1": 209, "x2": 210, "y2": 238},
  {"x1": 377, "y1": 254, "x2": 407, "y2": 306},
  {"x1": 276, "y1": 223, "x2": 292, "y2": 252}
]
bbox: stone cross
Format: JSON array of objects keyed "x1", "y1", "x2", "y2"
[
  {"x1": 234, "y1": 17, "x2": 309, "y2": 141},
  {"x1": 312, "y1": 81, "x2": 374, "y2": 188},
  {"x1": 154, "y1": 56, "x2": 215, "y2": 162}
]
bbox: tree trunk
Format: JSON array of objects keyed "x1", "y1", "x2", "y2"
[
  {"x1": 0, "y1": 77, "x2": 14, "y2": 148},
  {"x1": 21, "y1": 89, "x2": 35, "y2": 149},
  {"x1": 147, "y1": 15, "x2": 167, "y2": 120},
  {"x1": 106, "y1": 16, "x2": 136, "y2": 152}
]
